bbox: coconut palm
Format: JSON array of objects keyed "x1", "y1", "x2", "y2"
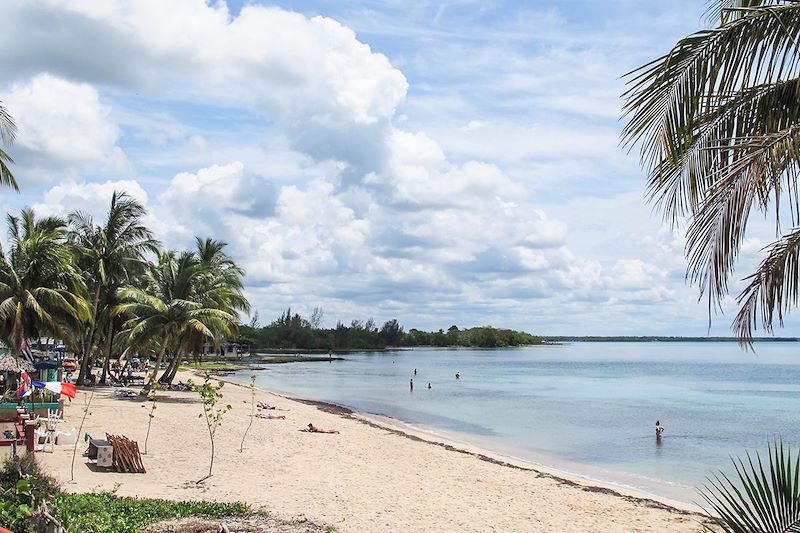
[
  {"x1": 0, "y1": 208, "x2": 89, "y2": 358},
  {"x1": 116, "y1": 250, "x2": 239, "y2": 387},
  {"x1": 157, "y1": 238, "x2": 249, "y2": 383},
  {"x1": 0, "y1": 102, "x2": 19, "y2": 191},
  {"x1": 70, "y1": 191, "x2": 159, "y2": 385},
  {"x1": 622, "y1": 0, "x2": 800, "y2": 343}
]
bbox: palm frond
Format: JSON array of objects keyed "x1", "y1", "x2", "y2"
[
  {"x1": 701, "y1": 441, "x2": 800, "y2": 532},
  {"x1": 623, "y1": 3, "x2": 800, "y2": 215},
  {"x1": 735, "y1": 228, "x2": 800, "y2": 341}
]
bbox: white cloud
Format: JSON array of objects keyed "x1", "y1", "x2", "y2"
[
  {"x1": 1, "y1": 2, "x2": 408, "y2": 181},
  {"x1": 4, "y1": 74, "x2": 127, "y2": 182},
  {"x1": 32, "y1": 179, "x2": 148, "y2": 221}
]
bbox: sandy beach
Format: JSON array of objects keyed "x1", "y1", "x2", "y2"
[{"x1": 35, "y1": 371, "x2": 708, "y2": 532}]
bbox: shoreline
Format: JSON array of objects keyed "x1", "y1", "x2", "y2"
[
  {"x1": 221, "y1": 374, "x2": 705, "y2": 518},
  {"x1": 37, "y1": 370, "x2": 710, "y2": 532}
]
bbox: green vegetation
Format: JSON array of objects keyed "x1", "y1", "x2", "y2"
[
  {"x1": 0, "y1": 454, "x2": 256, "y2": 532},
  {"x1": 189, "y1": 371, "x2": 232, "y2": 482},
  {"x1": 53, "y1": 493, "x2": 253, "y2": 533},
  {"x1": 0, "y1": 191, "x2": 249, "y2": 387},
  {"x1": 623, "y1": 0, "x2": 800, "y2": 343},
  {"x1": 239, "y1": 309, "x2": 541, "y2": 350}
]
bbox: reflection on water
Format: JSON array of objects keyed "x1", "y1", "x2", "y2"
[{"x1": 233, "y1": 342, "x2": 800, "y2": 503}]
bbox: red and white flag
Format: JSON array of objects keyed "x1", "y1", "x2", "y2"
[{"x1": 43, "y1": 381, "x2": 76, "y2": 399}]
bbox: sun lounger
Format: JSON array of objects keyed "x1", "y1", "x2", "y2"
[{"x1": 106, "y1": 433, "x2": 146, "y2": 473}]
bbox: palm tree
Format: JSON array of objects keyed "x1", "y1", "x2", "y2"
[
  {"x1": 116, "y1": 250, "x2": 239, "y2": 387},
  {"x1": 0, "y1": 102, "x2": 19, "y2": 191},
  {"x1": 622, "y1": 0, "x2": 800, "y2": 343},
  {"x1": 0, "y1": 208, "x2": 89, "y2": 358},
  {"x1": 70, "y1": 191, "x2": 159, "y2": 385},
  {"x1": 157, "y1": 238, "x2": 249, "y2": 383}
]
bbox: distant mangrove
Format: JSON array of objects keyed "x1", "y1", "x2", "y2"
[{"x1": 238, "y1": 309, "x2": 542, "y2": 350}]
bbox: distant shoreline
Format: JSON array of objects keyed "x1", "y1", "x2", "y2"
[{"x1": 541, "y1": 336, "x2": 799, "y2": 343}]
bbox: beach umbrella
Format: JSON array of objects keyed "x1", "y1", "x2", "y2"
[{"x1": 0, "y1": 353, "x2": 34, "y2": 373}]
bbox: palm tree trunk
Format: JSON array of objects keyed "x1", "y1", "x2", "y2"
[
  {"x1": 78, "y1": 283, "x2": 102, "y2": 386},
  {"x1": 146, "y1": 336, "x2": 169, "y2": 387},
  {"x1": 159, "y1": 350, "x2": 184, "y2": 384},
  {"x1": 11, "y1": 302, "x2": 23, "y2": 363},
  {"x1": 100, "y1": 319, "x2": 116, "y2": 384}
]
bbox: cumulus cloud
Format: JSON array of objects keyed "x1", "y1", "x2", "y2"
[
  {"x1": 4, "y1": 74, "x2": 127, "y2": 183},
  {"x1": 0, "y1": 1, "x2": 408, "y2": 183},
  {"x1": 31, "y1": 179, "x2": 148, "y2": 221}
]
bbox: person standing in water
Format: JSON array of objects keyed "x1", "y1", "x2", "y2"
[
  {"x1": 655, "y1": 420, "x2": 664, "y2": 439},
  {"x1": 410, "y1": 378, "x2": 414, "y2": 391},
  {"x1": 455, "y1": 372, "x2": 460, "y2": 380},
  {"x1": 414, "y1": 368, "x2": 417, "y2": 375},
  {"x1": 427, "y1": 382, "x2": 432, "y2": 389}
]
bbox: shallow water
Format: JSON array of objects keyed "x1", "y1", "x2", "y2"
[{"x1": 231, "y1": 342, "x2": 800, "y2": 503}]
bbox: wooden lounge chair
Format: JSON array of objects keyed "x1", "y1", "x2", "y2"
[{"x1": 105, "y1": 433, "x2": 146, "y2": 473}]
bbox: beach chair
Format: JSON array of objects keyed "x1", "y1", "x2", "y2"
[
  {"x1": 41, "y1": 409, "x2": 61, "y2": 452},
  {"x1": 105, "y1": 433, "x2": 146, "y2": 473}
]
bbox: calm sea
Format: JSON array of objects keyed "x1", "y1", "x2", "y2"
[{"x1": 231, "y1": 342, "x2": 800, "y2": 504}]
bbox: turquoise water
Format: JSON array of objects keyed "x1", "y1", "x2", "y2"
[{"x1": 232, "y1": 342, "x2": 800, "y2": 503}]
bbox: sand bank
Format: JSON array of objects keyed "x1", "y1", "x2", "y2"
[{"x1": 36, "y1": 371, "x2": 709, "y2": 532}]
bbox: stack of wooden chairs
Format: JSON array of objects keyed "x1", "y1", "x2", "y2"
[{"x1": 105, "y1": 433, "x2": 146, "y2": 473}]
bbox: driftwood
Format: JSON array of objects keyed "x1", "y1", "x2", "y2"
[{"x1": 105, "y1": 433, "x2": 146, "y2": 473}]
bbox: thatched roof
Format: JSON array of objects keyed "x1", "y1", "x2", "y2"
[{"x1": 0, "y1": 354, "x2": 34, "y2": 373}]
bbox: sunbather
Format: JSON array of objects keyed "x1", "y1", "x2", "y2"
[
  {"x1": 256, "y1": 413, "x2": 285, "y2": 420},
  {"x1": 306, "y1": 423, "x2": 339, "y2": 434},
  {"x1": 257, "y1": 401, "x2": 275, "y2": 410}
]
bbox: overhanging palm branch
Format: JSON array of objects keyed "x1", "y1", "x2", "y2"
[
  {"x1": 622, "y1": 0, "x2": 800, "y2": 342},
  {"x1": 701, "y1": 441, "x2": 800, "y2": 532},
  {"x1": 0, "y1": 102, "x2": 17, "y2": 192},
  {"x1": 735, "y1": 228, "x2": 800, "y2": 339}
]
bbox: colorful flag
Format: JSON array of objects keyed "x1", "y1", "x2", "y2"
[
  {"x1": 16, "y1": 370, "x2": 32, "y2": 398},
  {"x1": 42, "y1": 381, "x2": 76, "y2": 399},
  {"x1": 30, "y1": 379, "x2": 77, "y2": 399},
  {"x1": 19, "y1": 339, "x2": 34, "y2": 365}
]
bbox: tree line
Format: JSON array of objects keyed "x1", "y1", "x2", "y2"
[{"x1": 239, "y1": 309, "x2": 542, "y2": 350}]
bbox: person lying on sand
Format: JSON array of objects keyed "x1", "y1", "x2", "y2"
[
  {"x1": 257, "y1": 401, "x2": 276, "y2": 410},
  {"x1": 305, "y1": 423, "x2": 339, "y2": 434},
  {"x1": 256, "y1": 413, "x2": 286, "y2": 420}
]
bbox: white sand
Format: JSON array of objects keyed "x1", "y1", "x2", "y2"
[{"x1": 36, "y1": 371, "x2": 708, "y2": 532}]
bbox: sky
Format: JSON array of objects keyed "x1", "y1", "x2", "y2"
[{"x1": 0, "y1": 0, "x2": 794, "y2": 336}]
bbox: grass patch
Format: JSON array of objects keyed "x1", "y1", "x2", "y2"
[
  {"x1": 0, "y1": 455, "x2": 257, "y2": 533},
  {"x1": 53, "y1": 492, "x2": 254, "y2": 533}
]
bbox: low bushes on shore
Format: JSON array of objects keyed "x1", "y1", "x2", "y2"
[{"x1": 0, "y1": 455, "x2": 257, "y2": 532}]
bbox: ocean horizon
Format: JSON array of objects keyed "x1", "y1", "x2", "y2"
[{"x1": 232, "y1": 341, "x2": 800, "y2": 504}]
